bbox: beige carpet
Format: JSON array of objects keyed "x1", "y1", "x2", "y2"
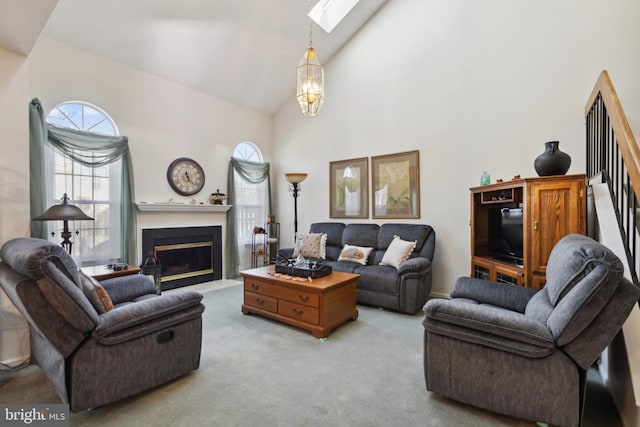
[{"x1": 0, "y1": 283, "x2": 622, "y2": 426}]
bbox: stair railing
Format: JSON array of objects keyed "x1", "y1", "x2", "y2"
[{"x1": 586, "y1": 70, "x2": 640, "y2": 285}]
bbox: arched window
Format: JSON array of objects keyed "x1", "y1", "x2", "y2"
[
  {"x1": 45, "y1": 101, "x2": 122, "y2": 265},
  {"x1": 232, "y1": 142, "x2": 266, "y2": 245},
  {"x1": 233, "y1": 141, "x2": 263, "y2": 162},
  {"x1": 47, "y1": 101, "x2": 119, "y2": 135},
  {"x1": 231, "y1": 142, "x2": 269, "y2": 272}
]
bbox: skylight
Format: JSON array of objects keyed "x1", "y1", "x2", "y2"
[{"x1": 308, "y1": 0, "x2": 361, "y2": 34}]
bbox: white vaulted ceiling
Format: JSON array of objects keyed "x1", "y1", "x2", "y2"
[
  {"x1": 0, "y1": 0, "x2": 58, "y2": 56},
  {"x1": 0, "y1": 0, "x2": 386, "y2": 116}
]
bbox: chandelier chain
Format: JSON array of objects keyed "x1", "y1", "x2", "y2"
[{"x1": 308, "y1": 0, "x2": 313, "y2": 48}]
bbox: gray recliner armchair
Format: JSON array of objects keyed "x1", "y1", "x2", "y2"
[
  {"x1": 423, "y1": 234, "x2": 640, "y2": 427},
  {"x1": 0, "y1": 237, "x2": 205, "y2": 411}
]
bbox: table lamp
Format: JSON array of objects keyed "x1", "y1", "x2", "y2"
[{"x1": 33, "y1": 193, "x2": 94, "y2": 254}]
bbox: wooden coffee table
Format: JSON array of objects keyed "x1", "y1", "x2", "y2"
[{"x1": 241, "y1": 266, "x2": 359, "y2": 338}]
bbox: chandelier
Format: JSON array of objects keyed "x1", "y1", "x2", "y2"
[{"x1": 296, "y1": 11, "x2": 324, "y2": 118}]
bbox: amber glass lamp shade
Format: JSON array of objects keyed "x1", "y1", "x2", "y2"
[{"x1": 284, "y1": 173, "x2": 308, "y2": 184}]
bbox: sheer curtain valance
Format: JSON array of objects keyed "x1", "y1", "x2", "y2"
[
  {"x1": 29, "y1": 98, "x2": 137, "y2": 264},
  {"x1": 229, "y1": 158, "x2": 270, "y2": 184},
  {"x1": 47, "y1": 125, "x2": 130, "y2": 167}
]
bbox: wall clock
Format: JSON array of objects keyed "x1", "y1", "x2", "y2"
[{"x1": 167, "y1": 157, "x2": 205, "y2": 196}]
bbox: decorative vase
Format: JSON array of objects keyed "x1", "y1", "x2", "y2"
[
  {"x1": 293, "y1": 234, "x2": 306, "y2": 266},
  {"x1": 534, "y1": 141, "x2": 571, "y2": 176},
  {"x1": 480, "y1": 171, "x2": 490, "y2": 186}
]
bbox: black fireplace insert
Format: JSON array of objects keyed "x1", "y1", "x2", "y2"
[{"x1": 142, "y1": 226, "x2": 222, "y2": 290}]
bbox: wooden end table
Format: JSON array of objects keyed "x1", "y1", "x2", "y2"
[
  {"x1": 240, "y1": 266, "x2": 359, "y2": 339},
  {"x1": 81, "y1": 264, "x2": 141, "y2": 281}
]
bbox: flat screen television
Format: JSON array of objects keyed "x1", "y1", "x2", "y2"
[{"x1": 488, "y1": 207, "x2": 524, "y2": 266}]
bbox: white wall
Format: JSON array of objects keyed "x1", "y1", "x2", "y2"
[
  {"x1": 27, "y1": 37, "x2": 274, "y2": 270},
  {"x1": 29, "y1": 37, "x2": 273, "y2": 204},
  {"x1": 0, "y1": 47, "x2": 31, "y2": 367},
  {"x1": 0, "y1": 47, "x2": 30, "y2": 242},
  {"x1": 273, "y1": 0, "x2": 640, "y2": 297}
]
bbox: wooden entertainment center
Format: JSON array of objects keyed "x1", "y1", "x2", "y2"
[{"x1": 470, "y1": 174, "x2": 586, "y2": 290}]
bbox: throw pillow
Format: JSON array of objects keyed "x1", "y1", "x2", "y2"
[
  {"x1": 80, "y1": 271, "x2": 114, "y2": 313},
  {"x1": 380, "y1": 235, "x2": 417, "y2": 269},
  {"x1": 338, "y1": 244, "x2": 373, "y2": 265},
  {"x1": 292, "y1": 233, "x2": 327, "y2": 259}
]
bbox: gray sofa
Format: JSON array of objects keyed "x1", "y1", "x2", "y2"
[
  {"x1": 278, "y1": 222, "x2": 436, "y2": 314},
  {"x1": 0, "y1": 237, "x2": 205, "y2": 411},
  {"x1": 422, "y1": 234, "x2": 640, "y2": 427}
]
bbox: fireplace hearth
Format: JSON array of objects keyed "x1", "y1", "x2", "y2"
[{"x1": 142, "y1": 226, "x2": 222, "y2": 291}]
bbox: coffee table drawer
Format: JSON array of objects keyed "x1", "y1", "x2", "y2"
[
  {"x1": 277, "y1": 287, "x2": 319, "y2": 307},
  {"x1": 245, "y1": 279, "x2": 279, "y2": 297},
  {"x1": 279, "y1": 300, "x2": 319, "y2": 324},
  {"x1": 245, "y1": 291, "x2": 277, "y2": 313}
]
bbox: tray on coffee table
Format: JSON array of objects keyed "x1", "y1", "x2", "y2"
[{"x1": 274, "y1": 261, "x2": 332, "y2": 279}]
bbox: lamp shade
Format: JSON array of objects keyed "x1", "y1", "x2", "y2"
[
  {"x1": 33, "y1": 193, "x2": 94, "y2": 222},
  {"x1": 284, "y1": 173, "x2": 308, "y2": 184}
]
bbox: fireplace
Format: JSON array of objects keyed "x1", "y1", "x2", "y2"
[{"x1": 142, "y1": 226, "x2": 222, "y2": 291}]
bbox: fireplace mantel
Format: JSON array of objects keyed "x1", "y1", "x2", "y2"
[{"x1": 136, "y1": 203, "x2": 232, "y2": 213}]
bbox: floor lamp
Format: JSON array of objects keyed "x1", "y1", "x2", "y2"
[
  {"x1": 284, "y1": 173, "x2": 307, "y2": 243},
  {"x1": 33, "y1": 193, "x2": 94, "y2": 254}
]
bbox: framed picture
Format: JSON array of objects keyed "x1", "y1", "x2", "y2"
[
  {"x1": 329, "y1": 157, "x2": 369, "y2": 218},
  {"x1": 371, "y1": 150, "x2": 420, "y2": 219}
]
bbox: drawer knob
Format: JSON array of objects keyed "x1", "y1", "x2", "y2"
[
  {"x1": 292, "y1": 308, "x2": 304, "y2": 316},
  {"x1": 251, "y1": 283, "x2": 260, "y2": 291},
  {"x1": 256, "y1": 298, "x2": 265, "y2": 305},
  {"x1": 298, "y1": 295, "x2": 309, "y2": 302}
]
